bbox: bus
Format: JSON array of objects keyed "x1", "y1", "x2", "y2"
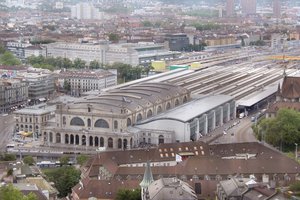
[{"x1": 6, "y1": 144, "x2": 15, "y2": 151}]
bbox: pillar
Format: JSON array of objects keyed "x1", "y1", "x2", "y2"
[
  {"x1": 212, "y1": 110, "x2": 216, "y2": 130},
  {"x1": 220, "y1": 106, "x2": 223, "y2": 126},
  {"x1": 227, "y1": 103, "x2": 230, "y2": 121},
  {"x1": 204, "y1": 114, "x2": 208, "y2": 135}
]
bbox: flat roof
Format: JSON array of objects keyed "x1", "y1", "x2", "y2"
[
  {"x1": 140, "y1": 94, "x2": 234, "y2": 123},
  {"x1": 237, "y1": 81, "x2": 281, "y2": 107},
  {"x1": 14, "y1": 104, "x2": 56, "y2": 115}
]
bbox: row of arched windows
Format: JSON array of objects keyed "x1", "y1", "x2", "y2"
[{"x1": 68, "y1": 117, "x2": 111, "y2": 128}]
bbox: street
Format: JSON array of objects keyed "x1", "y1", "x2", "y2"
[
  {"x1": 209, "y1": 117, "x2": 257, "y2": 144},
  {"x1": 0, "y1": 114, "x2": 15, "y2": 152}
]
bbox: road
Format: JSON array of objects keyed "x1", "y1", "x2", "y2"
[
  {"x1": 0, "y1": 114, "x2": 15, "y2": 152},
  {"x1": 210, "y1": 117, "x2": 257, "y2": 144}
]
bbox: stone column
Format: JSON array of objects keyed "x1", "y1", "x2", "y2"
[
  {"x1": 204, "y1": 114, "x2": 208, "y2": 135},
  {"x1": 212, "y1": 110, "x2": 216, "y2": 130},
  {"x1": 227, "y1": 103, "x2": 230, "y2": 121},
  {"x1": 220, "y1": 106, "x2": 223, "y2": 126}
]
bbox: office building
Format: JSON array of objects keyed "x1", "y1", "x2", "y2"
[
  {"x1": 241, "y1": 0, "x2": 257, "y2": 15},
  {"x1": 226, "y1": 0, "x2": 235, "y2": 17}
]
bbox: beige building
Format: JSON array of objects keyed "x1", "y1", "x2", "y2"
[
  {"x1": 14, "y1": 103, "x2": 56, "y2": 138},
  {"x1": 58, "y1": 69, "x2": 117, "y2": 97},
  {"x1": 204, "y1": 36, "x2": 236, "y2": 47},
  {"x1": 42, "y1": 83, "x2": 190, "y2": 150},
  {"x1": 0, "y1": 79, "x2": 28, "y2": 113}
]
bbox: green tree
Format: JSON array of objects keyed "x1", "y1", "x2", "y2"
[
  {"x1": 7, "y1": 168, "x2": 13, "y2": 176},
  {"x1": 59, "y1": 155, "x2": 70, "y2": 165},
  {"x1": 73, "y1": 58, "x2": 86, "y2": 69},
  {"x1": 1, "y1": 154, "x2": 16, "y2": 161},
  {"x1": 76, "y1": 155, "x2": 89, "y2": 166},
  {"x1": 63, "y1": 80, "x2": 71, "y2": 93},
  {"x1": 89, "y1": 60, "x2": 101, "y2": 69},
  {"x1": 0, "y1": 44, "x2": 5, "y2": 54},
  {"x1": 23, "y1": 156, "x2": 35, "y2": 166},
  {"x1": 141, "y1": 20, "x2": 153, "y2": 27},
  {"x1": 0, "y1": 184, "x2": 37, "y2": 200},
  {"x1": 108, "y1": 33, "x2": 120, "y2": 43},
  {"x1": 44, "y1": 166, "x2": 81, "y2": 198},
  {"x1": 116, "y1": 188, "x2": 141, "y2": 200},
  {"x1": 0, "y1": 51, "x2": 21, "y2": 66},
  {"x1": 290, "y1": 181, "x2": 300, "y2": 192},
  {"x1": 255, "y1": 108, "x2": 300, "y2": 151}
]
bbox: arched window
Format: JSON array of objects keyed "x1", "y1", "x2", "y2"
[
  {"x1": 63, "y1": 116, "x2": 66, "y2": 125},
  {"x1": 20, "y1": 124, "x2": 24, "y2": 128},
  {"x1": 166, "y1": 102, "x2": 171, "y2": 110},
  {"x1": 183, "y1": 96, "x2": 187, "y2": 103},
  {"x1": 114, "y1": 120, "x2": 118, "y2": 129},
  {"x1": 94, "y1": 119, "x2": 109, "y2": 128},
  {"x1": 118, "y1": 139, "x2": 122, "y2": 149},
  {"x1": 136, "y1": 113, "x2": 142, "y2": 122},
  {"x1": 95, "y1": 137, "x2": 99, "y2": 146},
  {"x1": 157, "y1": 106, "x2": 162, "y2": 114},
  {"x1": 82, "y1": 135, "x2": 86, "y2": 146},
  {"x1": 100, "y1": 137, "x2": 104, "y2": 147},
  {"x1": 87, "y1": 118, "x2": 91, "y2": 127},
  {"x1": 108, "y1": 137, "x2": 113, "y2": 148},
  {"x1": 49, "y1": 132, "x2": 53, "y2": 143},
  {"x1": 175, "y1": 99, "x2": 179, "y2": 106},
  {"x1": 88, "y1": 107, "x2": 91, "y2": 112},
  {"x1": 29, "y1": 125, "x2": 32, "y2": 130},
  {"x1": 56, "y1": 133, "x2": 61, "y2": 143},
  {"x1": 75, "y1": 135, "x2": 79, "y2": 145},
  {"x1": 70, "y1": 117, "x2": 85, "y2": 126},
  {"x1": 123, "y1": 139, "x2": 128, "y2": 149},
  {"x1": 89, "y1": 136, "x2": 93, "y2": 146},
  {"x1": 130, "y1": 138, "x2": 133, "y2": 148},
  {"x1": 147, "y1": 110, "x2": 153, "y2": 118},
  {"x1": 70, "y1": 134, "x2": 74, "y2": 144},
  {"x1": 127, "y1": 118, "x2": 132, "y2": 127},
  {"x1": 158, "y1": 135, "x2": 164, "y2": 144},
  {"x1": 65, "y1": 134, "x2": 69, "y2": 144}
]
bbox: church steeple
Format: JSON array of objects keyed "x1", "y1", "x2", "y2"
[{"x1": 140, "y1": 161, "x2": 153, "y2": 200}]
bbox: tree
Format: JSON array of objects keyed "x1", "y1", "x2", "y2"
[
  {"x1": 63, "y1": 80, "x2": 71, "y2": 93},
  {"x1": 0, "y1": 51, "x2": 21, "y2": 66},
  {"x1": 73, "y1": 58, "x2": 86, "y2": 69},
  {"x1": 44, "y1": 166, "x2": 81, "y2": 198},
  {"x1": 255, "y1": 108, "x2": 300, "y2": 151},
  {"x1": 23, "y1": 156, "x2": 35, "y2": 166},
  {"x1": 76, "y1": 155, "x2": 89, "y2": 166},
  {"x1": 59, "y1": 155, "x2": 70, "y2": 165},
  {"x1": 0, "y1": 184, "x2": 37, "y2": 200},
  {"x1": 89, "y1": 60, "x2": 101, "y2": 69},
  {"x1": 1, "y1": 153, "x2": 16, "y2": 161},
  {"x1": 108, "y1": 33, "x2": 120, "y2": 43},
  {"x1": 116, "y1": 188, "x2": 141, "y2": 200},
  {"x1": 0, "y1": 44, "x2": 5, "y2": 54}
]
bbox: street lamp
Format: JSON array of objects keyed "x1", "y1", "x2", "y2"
[{"x1": 295, "y1": 143, "x2": 298, "y2": 161}]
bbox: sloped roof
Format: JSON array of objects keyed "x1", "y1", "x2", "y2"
[{"x1": 281, "y1": 76, "x2": 300, "y2": 99}]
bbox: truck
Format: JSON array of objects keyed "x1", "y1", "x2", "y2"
[{"x1": 239, "y1": 112, "x2": 245, "y2": 119}]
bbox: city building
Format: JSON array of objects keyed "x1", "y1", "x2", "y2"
[
  {"x1": 273, "y1": 0, "x2": 281, "y2": 19},
  {"x1": 41, "y1": 82, "x2": 190, "y2": 150},
  {"x1": 165, "y1": 34, "x2": 190, "y2": 51},
  {"x1": 57, "y1": 69, "x2": 117, "y2": 96},
  {"x1": 44, "y1": 42, "x2": 108, "y2": 64},
  {"x1": 5, "y1": 41, "x2": 31, "y2": 60},
  {"x1": 24, "y1": 45, "x2": 45, "y2": 58},
  {"x1": 14, "y1": 103, "x2": 56, "y2": 138},
  {"x1": 71, "y1": 141, "x2": 300, "y2": 199},
  {"x1": 17, "y1": 72, "x2": 56, "y2": 103},
  {"x1": 71, "y1": 3, "x2": 104, "y2": 20},
  {"x1": 216, "y1": 177, "x2": 287, "y2": 200},
  {"x1": 241, "y1": 0, "x2": 257, "y2": 15},
  {"x1": 226, "y1": 0, "x2": 235, "y2": 17},
  {"x1": 106, "y1": 42, "x2": 181, "y2": 66},
  {"x1": 0, "y1": 79, "x2": 28, "y2": 113},
  {"x1": 270, "y1": 33, "x2": 287, "y2": 50}
]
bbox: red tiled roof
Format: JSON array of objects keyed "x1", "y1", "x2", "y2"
[{"x1": 281, "y1": 76, "x2": 300, "y2": 99}]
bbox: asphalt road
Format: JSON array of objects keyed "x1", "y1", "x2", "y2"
[
  {"x1": 210, "y1": 117, "x2": 257, "y2": 144},
  {"x1": 0, "y1": 114, "x2": 15, "y2": 152}
]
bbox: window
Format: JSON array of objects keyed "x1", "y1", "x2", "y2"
[
  {"x1": 175, "y1": 99, "x2": 179, "y2": 106},
  {"x1": 136, "y1": 113, "x2": 142, "y2": 122},
  {"x1": 63, "y1": 116, "x2": 66, "y2": 125},
  {"x1": 94, "y1": 119, "x2": 109, "y2": 128},
  {"x1": 70, "y1": 117, "x2": 85, "y2": 126},
  {"x1": 157, "y1": 106, "x2": 162, "y2": 114},
  {"x1": 114, "y1": 120, "x2": 118, "y2": 129},
  {"x1": 166, "y1": 102, "x2": 171, "y2": 110},
  {"x1": 158, "y1": 135, "x2": 164, "y2": 144},
  {"x1": 127, "y1": 118, "x2": 132, "y2": 126},
  {"x1": 147, "y1": 110, "x2": 153, "y2": 118},
  {"x1": 108, "y1": 137, "x2": 113, "y2": 148},
  {"x1": 87, "y1": 118, "x2": 91, "y2": 127}
]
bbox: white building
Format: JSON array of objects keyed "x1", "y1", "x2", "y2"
[
  {"x1": 58, "y1": 69, "x2": 117, "y2": 96},
  {"x1": 71, "y1": 3, "x2": 103, "y2": 20}
]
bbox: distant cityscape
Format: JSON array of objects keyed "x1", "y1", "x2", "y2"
[{"x1": 1, "y1": 0, "x2": 300, "y2": 200}]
